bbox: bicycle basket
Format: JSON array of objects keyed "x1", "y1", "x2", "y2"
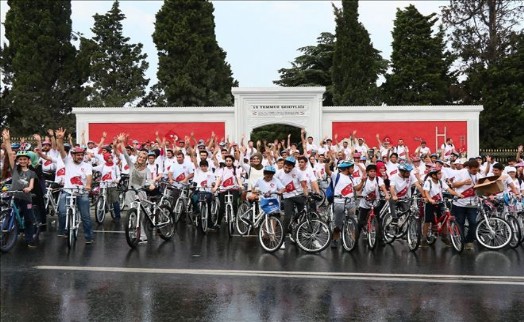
[{"x1": 260, "y1": 198, "x2": 280, "y2": 215}]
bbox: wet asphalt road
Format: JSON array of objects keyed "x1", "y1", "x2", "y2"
[{"x1": 1, "y1": 214, "x2": 524, "y2": 322}]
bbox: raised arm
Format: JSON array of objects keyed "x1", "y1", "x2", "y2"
[
  {"x1": 55, "y1": 128, "x2": 67, "y2": 159},
  {"x1": 2, "y1": 129, "x2": 15, "y2": 170}
]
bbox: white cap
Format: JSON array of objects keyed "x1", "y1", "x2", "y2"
[{"x1": 505, "y1": 166, "x2": 516, "y2": 173}]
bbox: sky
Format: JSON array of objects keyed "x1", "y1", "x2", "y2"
[{"x1": 0, "y1": 0, "x2": 446, "y2": 88}]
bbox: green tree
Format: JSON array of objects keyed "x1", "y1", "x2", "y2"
[
  {"x1": 152, "y1": 0, "x2": 237, "y2": 107},
  {"x1": 274, "y1": 32, "x2": 335, "y2": 106},
  {"x1": 80, "y1": 0, "x2": 149, "y2": 107},
  {"x1": 1, "y1": 0, "x2": 86, "y2": 135},
  {"x1": 382, "y1": 5, "x2": 455, "y2": 105},
  {"x1": 331, "y1": 0, "x2": 387, "y2": 106}
]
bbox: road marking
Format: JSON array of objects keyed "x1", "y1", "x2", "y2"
[
  {"x1": 93, "y1": 230, "x2": 125, "y2": 233},
  {"x1": 34, "y1": 266, "x2": 524, "y2": 286}
]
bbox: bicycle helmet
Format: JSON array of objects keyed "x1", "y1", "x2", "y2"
[
  {"x1": 398, "y1": 163, "x2": 414, "y2": 172},
  {"x1": 147, "y1": 151, "x2": 156, "y2": 158},
  {"x1": 284, "y1": 156, "x2": 296, "y2": 166},
  {"x1": 428, "y1": 165, "x2": 441, "y2": 174},
  {"x1": 10, "y1": 143, "x2": 21, "y2": 150},
  {"x1": 70, "y1": 147, "x2": 85, "y2": 154},
  {"x1": 21, "y1": 142, "x2": 32, "y2": 151},
  {"x1": 63, "y1": 143, "x2": 71, "y2": 153},
  {"x1": 338, "y1": 160, "x2": 354, "y2": 169},
  {"x1": 263, "y1": 165, "x2": 276, "y2": 173},
  {"x1": 15, "y1": 151, "x2": 30, "y2": 159}
]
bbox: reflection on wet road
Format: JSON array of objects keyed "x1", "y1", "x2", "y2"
[{"x1": 2, "y1": 222, "x2": 524, "y2": 321}]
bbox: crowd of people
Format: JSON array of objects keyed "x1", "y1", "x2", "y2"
[{"x1": 1, "y1": 127, "x2": 523, "y2": 251}]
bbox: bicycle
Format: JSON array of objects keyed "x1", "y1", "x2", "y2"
[
  {"x1": 356, "y1": 197, "x2": 383, "y2": 250},
  {"x1": 0, "y1": 189, "x2": 37, "y2": 252},
  {"x1": 95, "y1": 182, "x2": 116, "y2": 224},
  {"x1": 124, "y1": 186, "x2": 175, "y2": 249},
  {"x1": 334, "y1": 195, "x2": 359, "y2": 252},
  {"x1": 43, "y1": 180, "x2": 61, "y2": 217},
  {"x1": 221, "y1": 186, "x2": 240, "y2": 237},
  {"x1": 501, "y1": 193, "x2": 522, "y2": 248},
  {"x1": 472, "y1": 196, "x2": 513, "y2": 250},
  {"x1": 117, "y1": 174, "x2": 129, "y2": 211},
  {"x1": 62, "y1": 187, "x2": 87, "y2": 249},
  {"x1": 425, "y1": 197, "x2": 463, "y2": 253},
  {"x1": 158, "y1": 180, "x2": 176, "y2": 213},
  {"x1": 382, "y1": 194, "x2": 422, "y2": 252},
  {"x1": 237, "y1": 192, "x2": 285, "y2": 252},
  {"x1": 172, "y1": 182, "x2": 193, "y2": 224},
  {"x1": 289, "y1": 194, "x2": 331, "y2": 253},
  {"x1": 194, "y1": 187, "x2": 213, "y2": 233}
]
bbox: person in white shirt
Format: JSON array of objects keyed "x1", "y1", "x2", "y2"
[
  {"x1": 357, "y1": 164, "x2": 390, "y2": 237},
  {"x1": 297, "y1": 156, "x2": 320, "y2": 195},
  {"x1": 423, "y1": 165, "x2": 463, "y2": 247},
  {"x1": 393, "y1": 138, "x2": 409, "y2": 160},
  {"x1": 213, "y1": 155, "x2": 243, "y2": 227},
  {"x1": 441, "y1": 138, "x2": 456, "y2": 161},
  {"x1": 492, "y1": 163, "x2": 520, "y2": 198},
  {"x1": 253, "y1": 165, "x2": 285, "y2": 199},
  {"x1": 93, "y1": 152, "x2": 121, "y2": 222},
  {"x1": 385, "y1": 153, "x2": 400, "y2": 179},
  {"x1": 389, "y1": 163, "x2": 423, "y2": 221},
  {"x1": 415, "y1": 140, "x2": 431, "y2": 158},
  {"x1": 190, "y1": 160, "x2": 216, "y2": 223}
]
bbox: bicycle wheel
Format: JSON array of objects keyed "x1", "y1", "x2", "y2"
[
  {"x1": 0, "y1": 210, "x2": 19, "y2": 253},
  {"x1": 316, "y1": 189, "x2": 327, "y2": 208},
  {"x1": 235, "y1": 202, "x2": 250, "y2": 235},
  {"x1": 426, "y1": 223, "x2": 437, "y2": 245},
  {"x1": 95, "y1": 196, "x2": 106, "y2": 224},
  {"x1": 200, "y1": 203, "x2": 208, "y2": 234},
  {"x1": 125, "y1": 209, "x2": 140, "y2": 248},
  {"x1": 173, "y1": 199, "x2": 184, "y2": 224},
  {"x1": 406, "y1": 217, "x2": 421, "y2": 252},
  {"x1": 342, "y1": 217, "x2": 358, "y2": 252},
  {"x1": 119, "y1": 190, "x2": 127, "y2": 211},
  {"x1": 476, "y1": 217, "x2": 512, "y2": 250},
  {"x1": 157, "y1": 205, "x2": 175, "y2": 240},
  {"x1": 381, "y1": 213, "x2": 396, "y2": 244},
  {"x1": 296, "y1": 219, "x2": 331, "y2": 253},
  {"x1": 448, "y1": 219, "x2": 463, "y2": 253},
  {"x1": 258, "y1": 215, "x2": 284, "y2": 252},
  {"x1": 226, "y1": 204, "x2": 234, "y2": 237},
  {"x1": 210, "y1": 199, "x2": 219, "y2": 227},
  {"x1": 67, "y1": 210, "x2": 75, "y2": 249},
  {"x1": 367, "y1": 215, "x2": 379, "y2": 249},
  {"x1": 507, "y1": 215, "x2": 521, "y2": 249}
]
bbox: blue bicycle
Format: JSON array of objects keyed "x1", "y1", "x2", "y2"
[{"x1": 0, "y1": 189, "x2": 33, "y2": 252}]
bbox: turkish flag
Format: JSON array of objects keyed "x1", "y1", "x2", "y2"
[
  {"x1": 366, "y1": 192, "x2": 377, "y2": 201},
  {"x1": 341, "y1": 184, "x2": 353, "y2": 196},
  {"x1": 70, "y1": 176, "x2": 83, "y2": 186},
  {"x1": 390, "y1": 169, "x2": 398, "y2": 175},
  {"x1": 175, "y1": 173, "x2": 186, "y2": 182},
  {"x1": 201, "y1": 180, "x2": 207, "y2": 187},
  {"x1": 57, "y1": 168, "x2": 66, "y2": 176},
  {"x1": 353, "y1": 170, "x2": 360, "y2": 178},
  {"x1": 432, "y1": 194, "x2": 442, "y2": 201},
  {"x1": 124, "y1": 165, "x2": 130, "y2": 170},
  {"x1": 44, "y1": 160, "x2": 52, "y2": 166},
  {"x1": 285, "y1": 181, "x2": 296, "y2": 192},
  {"x1": 397, "y1": 186, "x2": 408, "y2": 197},
  {"x1": 462, "y1": 187, "x2": 475, "y2": 198},
  {"x1": 222, "y1": 177, "x2": 234, "y2": 187},
  {"x1": 102, "y1": 172, "x2": 112, "y2": 181}
]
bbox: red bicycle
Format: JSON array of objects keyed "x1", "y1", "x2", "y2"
[{"x1": 426, "y1": 198, "x2": 463, "y2": 252}]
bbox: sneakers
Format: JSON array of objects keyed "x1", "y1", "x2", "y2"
[
  {"x1": 85, "y1": 240, "x2": 94, "y2": 245},
  {"x1": 279, "y1": 242, "x2": 286, "y2": 250},
  {"x1": 27, "y1": 241, "x2": 37, "y2": 248},
  {"x1": 313, "y1": 240, "x2": 323, "y2": 249},
  {"x1": 331, "y1": 240, "x2": 338, "y2": 248},
  {"x1": 465, "y1": 242, "x2": 474, "y2": 250},
  {"x1": 57, "y1": 233, "x2": 66, "y2": 238}
]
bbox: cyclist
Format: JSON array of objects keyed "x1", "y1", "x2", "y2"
[
  {"x1": 191, "y1": 160, "x2": 216, "y2": 221},
  {"x1": 212, "y1": 154, "x2": 243, "y2": 228},
  {"x1": 93, "y1": 152, "x2": 122, "y2": 222},
  {"x1": 253, "y1": 165, "x2": 285, "y2": 199},
  {"x1": 356, "y1": 164, "x2": 390, "y2": 240},
  {"x1": 389, "y1": 163, "x2": 423, "y2": 223},
  {"x1": 276, "y1": 156, "x2": 308, "y2": 248},
  {"x1": 1, "y1": 129, "x2": 37, "y2": 247},
  {"x1": 423, "y1": 165, "x2": 463, "y2": 247},
  {"x1": 325, "y1": 160, "x2": 362, "y2": 248},
  {"x1": 55, "y1": 128, "x2": 94, "y2": 244}
]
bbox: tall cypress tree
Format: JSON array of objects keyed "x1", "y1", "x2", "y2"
[
  {"x1": 81, "y1": 0, "x2": 149, "y2": 107},
  {"x1": 331, "y1": 0, "x2": 386, "y2": 106},
  {"x1": 1, "y1": 0, "x2": 86, "y2": 135},
  {"x1": 382, "y1": 5, "x2": 455, "y2": 105},
  {"x1": 152, "y1": 0, "x2": 236, "y2": 106}
]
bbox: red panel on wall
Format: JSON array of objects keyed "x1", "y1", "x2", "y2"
[
  {"x1": 88, "y1": 122, "x2": 225, "y2": 143},
  {"x1": 332, "y1": 121, "x2": 467, "y2": 154}
]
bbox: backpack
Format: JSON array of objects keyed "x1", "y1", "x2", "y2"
[{"x1": 326, "y1": 173, "x2": 340, "y2": 204}]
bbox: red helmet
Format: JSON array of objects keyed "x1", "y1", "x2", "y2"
[{"x1": 71, "y1": 147, "x2": 85, "y2": 154}]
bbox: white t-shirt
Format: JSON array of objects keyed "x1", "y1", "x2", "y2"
[
  {"x1": 216, "y1": 166, "x2": 241, "y2": 190},
  {"x1": 93, "y1": 163, "x2": 120, "y2": 188},
  {"x1": 359, "y1": 177, "x2": 385, "y2": 209},
  {"x1": 423, "y1": 178, "x2": 449, "y2": 202},
  {"x1": 312, "y1": 163, "x2": 326, "y2": 181},
  {"x1": 169, "y1": 161, "x2": 195, "y2": 186},
  {"x1": 63, "y1": 156, "x2": 93, "y2": 189},
  {"x1": 418, "y1": 146, "x2": 430, "y2": 157},
  {"x1": 331, "y1": 172, "x2": 355, "y2": 203},
  {"x1": 394, "y1": 145, "x2": 408, "y2": 159},
  {"x1": 193, "y1": 169, "x2": 215, "y2": 191},
  {"x1": 254, "y1": 177, "x2": 284, "y2": 195},
  {"x1": 163, "y1": 157, "x2": 177, "y2": 177},
  {"x1": 276, "y1": 168, "x2": 306, "y2": 199},
  {"x1": 305, "y1": 143, "x2": 318, "y2": 155},
  {"x1": 52, "y1": 156, "x2": 66, "y2": 185},
  {"x1": 390, "y1": 173, "x2": 417, "y2": 199},
  {"x1": 386, "y1": 162, "x2": 399, "y2": 179},
  {"x1": 41, "y1": 149, "x2": 59, "y2": 172},
  {"x1": 452, "y1": 169, "x2": 481, "y2": 207},
  {"x1": 298, "y1": 167, "x2": 316, "y2": 190},
  {"x1": 442, "y1": 144, "x2": 454, "y2": 160}
]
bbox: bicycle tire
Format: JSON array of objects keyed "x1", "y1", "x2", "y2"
[
  {"x1": 157, "y1": 205, "x2": 175, "y2": 240},
  {"x1": 426, "y1": 223, "x2": 437, "y2": 245},
  {"x1": 210, "y1": 199, "x2": 219, "y2": 227},
  {"x1": 0, "y1": 210, "x2": 19, "y2": 253},
  {"x1": 342, "y1": 217, "x2": 358, "y2": 252},
  {"x1": 95, "y1": 195, "x2": 106, "y2": 224},
  {"x1": 368, "y1": 215, "x2": 379, "y2": 250},
  {"x1": 258, "y1": 215, "x2": 284, "y2": 252},
  {"x1": 507, "y1": 215, "x2": 521, "y2": 249},
  {"x1": 200, "y1": 203, "x2": 208, "y2": 234},
  {"x1": 125, "y1": 209, "x2": 140, "y2": 248},
  {"x1": 406, "y1": 217, "x2": 421, "y2": 252},
  {"x1": 119, "y1": 190, "x2": 127, "y2": 211},
  {"x1": 449, "y1": 219, "x2": 463, "y2": 253},
  {"x1": 476, "y1": 217, "x2": 512, "y2": 250},
  {"x1": 235, "y1": 202, "x2": 250, "y2": 235},
  {"x1": 67, "y1": 209, "x2": 75, "y2": 249},
  {"x1": 173, "y1": 199, "x2": 184, "y2": 224},
  {"x1": 226, "y1": 204, "x2": 234, "y2": 237},
  {"x1": 381, "y1": 213, "x2": 396, "y2": 244},
  {"x1": 296, "y1": 219, "x2": 331, "y2": 253}
]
